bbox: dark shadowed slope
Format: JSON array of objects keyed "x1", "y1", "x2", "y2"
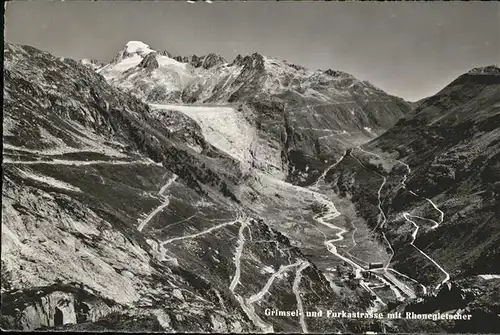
[
  {"x1": 368, "y1": 65, "x2": 500, "y2": 278},
  {"x1": 317, "y1": 65, "x2": 500, "y2": 333}
]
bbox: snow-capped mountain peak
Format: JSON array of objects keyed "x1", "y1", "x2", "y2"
[
  {"x1": 125, "y1": 40, "x2": 154, "y2": 54},
  {"x1": 95, "y1": 41, "x2": 410, "y2": 124},
  {"x1": 98, "y1": 41, "x2": 193, "y2": 103},
  {"x1": 121, "y1": 41, "x2": 155, "y2": 58},
  {"x1": 109, "y1": 41, "x2": 156, "y2": 65}
]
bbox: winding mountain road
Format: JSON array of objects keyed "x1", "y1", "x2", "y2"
[
  {"x1": 247, "y1": 261, "x2": 304, "y2": 304},
  {"x1": 310, "y1": 185, "x2": 391, "y2": 308},
  {"x1": 375, "y1": 176, "x2": 388, "y2": 230},
  {"x1": 137, "y1": 174, "x2": 178, "y2": 232},
  {"x1": 408, "y1": 190, "x2": 444, "y2": 229},
  {"x1": 160, "y1": 216, "x2": 242, "y2": 246},
  {"x1": 228, "y1": 218, "x2": 311, "y2": 333},
  {"x1": 403, "y1": 213, "x2": 450, "y2": 290},
  {"x1": 228, "y1": 218, "x2": 277, "y2": 333},
  {"x1": 293, "y1": 261, "x2": 311, "y2": 334},
  {"x1": 393, "y1": 156, "x2": 449, "y2": 290},
  {"x1": 350, "y1": 149, "x2": 396, "y2": 269},
  {"x1": 312, "y1": 150, "x2": 348, "y2": 190},
  {"x1": 354, "y1": 146, "x2": 450, "y2": 293},
  {"x1": 230, "y1": 220, "x2": 249, "y2": 292}
]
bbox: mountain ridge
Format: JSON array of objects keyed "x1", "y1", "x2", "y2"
[{"x1": 95, "y1": 40, "x2": 412, "y2": 184}]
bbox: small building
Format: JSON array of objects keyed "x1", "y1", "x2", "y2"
[{"x1": 368, "y1": 262, "x2": 384, "y2": 270}]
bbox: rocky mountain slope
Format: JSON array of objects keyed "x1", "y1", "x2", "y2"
[
  {"x1": 97, "y1": 41, "x2": 411, "y2": 184},
  {"x1": 316, "y1": 65, "x2": 500, "y2": 333},
  {"x1": 3, "y1": 43, "x2": 393, "y2": 333},
  {"x1": 3, "y1": 42, "x2": 245, "y2": 331},
  {"x1": 367, "y1": 65, "x2": 500, "y2": 279}
]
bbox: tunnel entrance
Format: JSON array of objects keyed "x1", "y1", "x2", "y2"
[{"x1": 54, "y1": 307, "x2": 64, "y2": 327}]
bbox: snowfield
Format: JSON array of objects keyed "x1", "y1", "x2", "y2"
[
  {"x1": 149, "y1": 103, "x2": 288, "y2": 179},
  {"x1": 123, "y1": 41, "x2": 155, "y2": 55},
  {"x1": 149, "y1": 103, "x2": 287, "y2": 179},
  {"x1": 150, "y1": 104, "x2": 255, "y2": 166}
]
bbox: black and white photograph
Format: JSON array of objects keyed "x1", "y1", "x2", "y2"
[{"x1": 2, "y1": 1, "x2": 500, "y2": 333}]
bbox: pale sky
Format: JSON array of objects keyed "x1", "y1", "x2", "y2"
[{"x1": 5, "y1": 1, "x2": 500, "y2": 101}]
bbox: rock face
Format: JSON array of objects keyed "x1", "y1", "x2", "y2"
[
  {"x1": 137, "y1": 52, "x2": 159, "y2": 70},
  {"x1": 19, "y1": 291, "x2": 77, "y2": 329},
  {"x1": 1, "y1": 282, "x2": 122, "y2": 331},
  {"x1": 158, "y1": 50, "x2": 172, "y2": 58},
  {"x1": 174, "y1": 53, "x2": 227, "y2": 69},
  {"x1": 468, "y1": 64, "x2": 500, "y2": 75}
]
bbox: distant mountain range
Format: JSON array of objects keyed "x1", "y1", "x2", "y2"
[
  {"x1": 2, "y1": 41, "x2": 499, "y2": 333},
  {"x1": 90, "y1": 41, "x2": 411, "y2": 183}
]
